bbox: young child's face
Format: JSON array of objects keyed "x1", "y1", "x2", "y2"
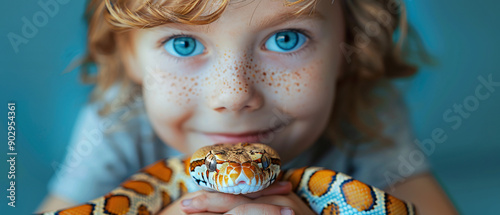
[{"x1": 125, "y1": 0, "x2": 344, "y2": 163}]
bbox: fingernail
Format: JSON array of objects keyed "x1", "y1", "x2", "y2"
[
  {"x1": 281, "y1": 207, "x2": 293, "y2": 215},
  {"x1": 181, "y1": 198, "x2": 192, "y2": 206}
]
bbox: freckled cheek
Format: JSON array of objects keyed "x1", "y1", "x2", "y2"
[
  {"x1": 141, "y1": 68, "x2": 204, "y2": 149},
  {"x1": 143, "y1": 68, "x2": 203, "y2": 106},
  {"x1": 266, "y1": 64, "x2": 335, "y2": 115},
  {"x1": 293, "y1": 81, "x2": 334, "y2": 116}
]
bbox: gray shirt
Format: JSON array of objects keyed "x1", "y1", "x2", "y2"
[{"x1": 48, "y1": 90, "x2": 429, "y2": 203}]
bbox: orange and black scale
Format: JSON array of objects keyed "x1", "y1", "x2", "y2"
[
  {"x1": 384, "y1": 193, "x2": 413, "y2": 215},
  {"x1": 51, "y1": 203, "x2": 96, "y2": 215},
  {"x1": 321, "y1": 202, "x2": 340, "y2": 215}
]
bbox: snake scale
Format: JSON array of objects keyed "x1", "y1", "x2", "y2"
[{"x1": 41, "y1": 143, "x2": 416, "y2": 215}]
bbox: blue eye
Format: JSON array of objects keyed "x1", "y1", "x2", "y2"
[
  {"x1": 265, "y1": 31, "x2": 307, "y2": 53},
  {"x1": 164, "y1": 36, "x2": 205, "y2": 57}
]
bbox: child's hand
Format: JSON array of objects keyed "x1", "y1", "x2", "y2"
[{"x1": 171, "y1": 181, "x2": 316, "y2": 215}]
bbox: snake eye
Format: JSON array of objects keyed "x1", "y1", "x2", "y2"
[
  {"x1": 261, "y1": 154, "x2": 270, "y2": 170},
  {"x1": 205, "y1": 154, "x2": 217, "y2": 172}
]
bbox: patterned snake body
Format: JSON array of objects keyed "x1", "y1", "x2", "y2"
[{"x1": 42, "y1": 143, "x2": 415, "y2": 215}]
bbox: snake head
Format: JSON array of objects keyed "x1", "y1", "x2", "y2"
[{"x1": 189, "y1": 143, "x2": 281, "y2": 194}]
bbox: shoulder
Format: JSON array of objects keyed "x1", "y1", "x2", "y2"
[
  {"x1": 47, "y1": 85, "x2": 178, "y2": 203},
  {"x1": 351, "y1": 85, "x2": 431, "y2": 189}
]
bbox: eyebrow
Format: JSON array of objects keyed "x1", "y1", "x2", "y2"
[{"x1": 254, "y1": 10, "x2": 326, "y2": 29}]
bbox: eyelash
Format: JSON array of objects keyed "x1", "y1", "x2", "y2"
[{"x1": 158, "y1": 28, "x2": 313, "y2": 61}]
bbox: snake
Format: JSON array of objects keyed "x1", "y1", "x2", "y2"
[{"x1": 40, "y1": 142, "x2": 416, "y2": 215}]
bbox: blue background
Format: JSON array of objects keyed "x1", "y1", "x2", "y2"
[{"x1": 1, "y1": 0, "x2": 499, "y2": 214}]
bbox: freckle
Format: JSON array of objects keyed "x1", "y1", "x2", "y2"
[
  {"x1": 295, "y1": 83, "x2": 300, "y2": 86},
  {"x1": 268, "y1": 83, "x2": 272, "y2": 86},
  {"x1": 261, "y1": 79, "x2": 264, "y2": 82},
  {"x1": 205, "y1": 77, "x2": 208, "y2": 80},
  {"x1": 298, "y1": 89, "x2": 301, "y2": 92},
  {"x1": 189, "y1": 88, "x2": 192, "y2": 92},
  {"x1": 237, "y1": 75, "x2": 240, "y2": 77},
  {"x1": 275, "y1": 91, "x2": 278, "y2": 94},
  {"x1": 239, "y1": 88, "x2": 242, "y2": 91},
  {"x1": 173, "y1": 76, "x2": 177, "y2": 79},
  {"x1": 272, "y1": 72, "x2": 275, "y2": 75},
  {"x1": 235, "y1": 66, "x2": 238, "y2": 70},
  {"x1": 233, "y1": 79, "x2": 235, "y2": 81},
  {"x1": 183, "y1": 86, "x2": 186, "y2": 90},
  {"x1": 252, "y1": 74, "x2": 255, "y2": 78},
  {"x1": 277, "y1": 83, "x2": 281, "y2": 87},
  {"x1": 263, "y1": 72, "x2": 266, "y2": 76},
  {"x1": 184, "y1": 77, "x2": 188, "y2": 80},
  {"x1": 247, "y1": 77, "x2": 250, "y2": 80},
  {"x1": 270, "y1": 77, "x2": 273, "y2": 81},
  {"x1": 191, "y1": 78, "x2": 195, "y2": 81},
  {"x1": 178, "y1": 92, "x2": 182, "y2": 96},
  {"x1": 245, "y1": 90, "x2": 247, "y2": 92},
  {"x1": 286, "y1": 87, "x2": 289, "y2": 92},
  {"x1": 249, "y1": 66, "x2": 252, "y2": 69},
  {"x1": 244, "y1": 72, "x2": 247, "y2": 75},
  {"x1": 238, "y1": 82, "x2": 241, "y2": 85},
  {"x1": 195, "y1": 82, "x2": 198, "y2": 86}
]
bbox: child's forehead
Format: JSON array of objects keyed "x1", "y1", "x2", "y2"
[
  {"x1": 146, "y1": 1, "x2": 329, "y2": 33},
  {"x1": 220, "y1": 0, "x2": 326, "y2": 23}
]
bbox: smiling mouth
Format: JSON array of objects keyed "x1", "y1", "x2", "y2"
[{"x1": 204, "y1": 124, "x2": 285, "y2": 144}]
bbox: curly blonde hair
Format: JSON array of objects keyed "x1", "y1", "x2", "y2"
[{"x1": 81, "y1": 0, "x2": 416, "y2": 146}]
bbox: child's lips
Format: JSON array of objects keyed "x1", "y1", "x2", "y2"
[
  {"x1": 204, "y1": 125, "x2": 283, "y2": 144},
  {"x1": 205, "y1": 133, "x2": 263, "y2": 144}
]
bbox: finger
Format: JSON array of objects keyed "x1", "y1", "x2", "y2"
[
  {"x1": 244, "y1": 181, "x2": 292, "y2": 199},
  {"x1": 180, "y1": 191, "x2": 252, "y2": 213},
  {"x1": 224, "y1": 203, "x2": 294, "y2": 215},
  {"x1": 253, "y1": 193, "x2": 299, "y2": 208}
]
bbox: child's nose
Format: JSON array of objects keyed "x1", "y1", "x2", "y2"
[{"x1": 207, "y1": 54, "x2": 264, "y2": 113}]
